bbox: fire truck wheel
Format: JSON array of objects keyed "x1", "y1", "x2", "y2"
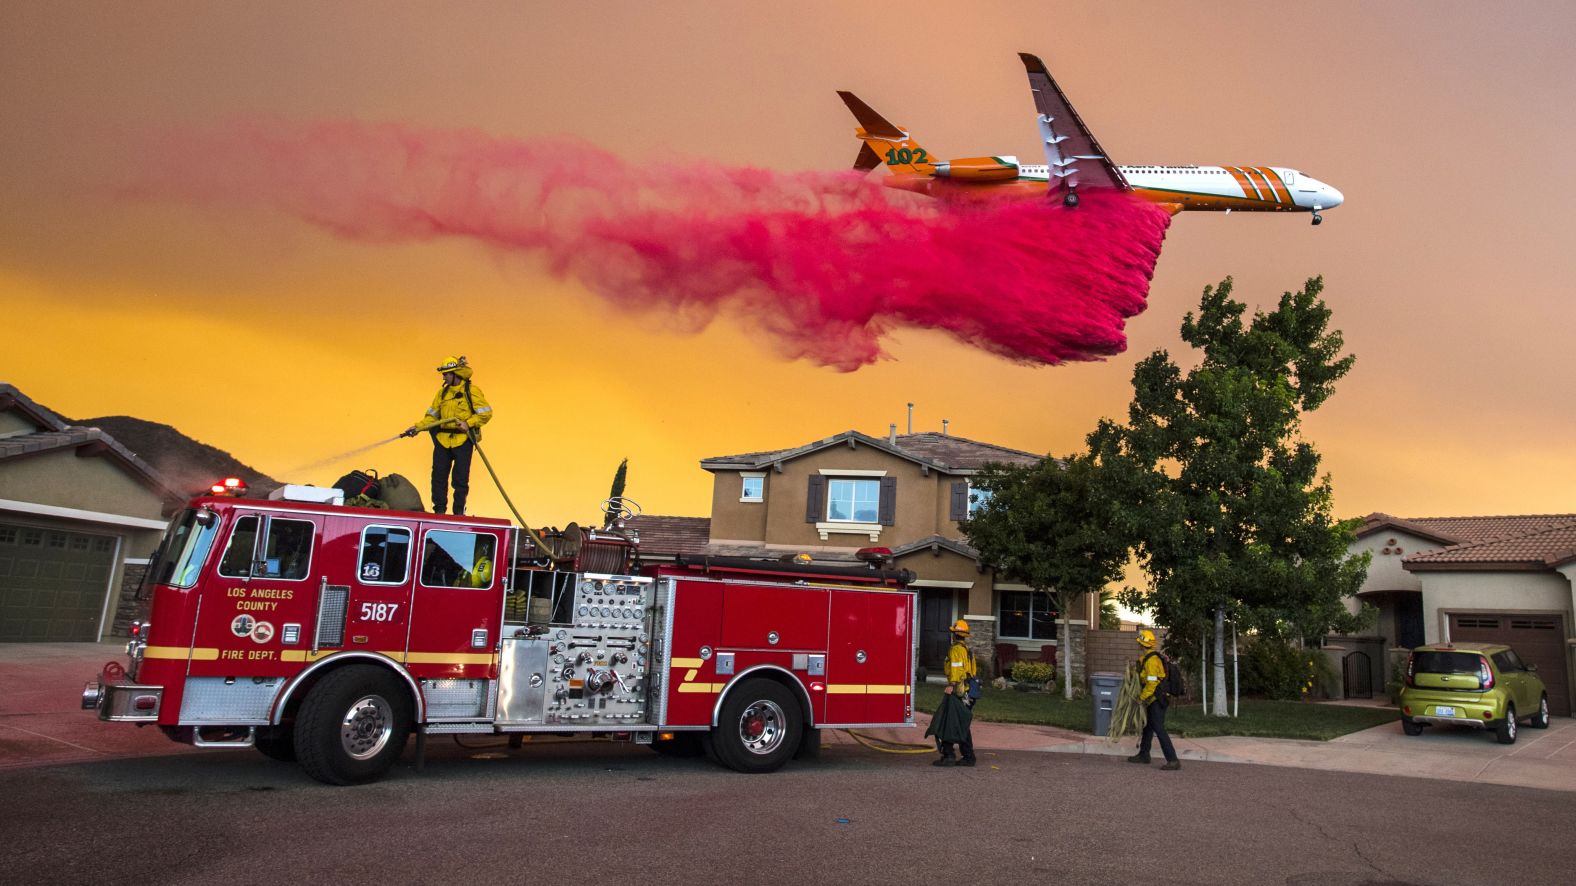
[
  {"x1": 254, "y1": 725, "x2": 296, "y2": 762},
  {"x1": 712, "y1": 679, "x2": 802, "y2": 774},
  {"x1": 295, "y1": 665, "x2": 412, "y2": 785}
]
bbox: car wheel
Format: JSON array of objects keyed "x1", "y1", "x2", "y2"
[
  {"x1": 1495, "y1": 703, "x2": 1517, "y2": 744},
  {"x1": 1401, "y1": 718, "x2": 1424, "y2": 736},
  {"x1": 1529, "y1": 694, "x2": 1551, "y2": 729}
]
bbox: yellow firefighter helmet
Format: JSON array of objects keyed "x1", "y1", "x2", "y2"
[
  {"x1": 436, "y1": 355, "x2": 468, "y2": 373},
  {"x1": 1136, "y1": 628, "x2": 1157, "y2": 649},
  {"x1": 951, "y1": 619, "x2": 970, "y2": 636}
]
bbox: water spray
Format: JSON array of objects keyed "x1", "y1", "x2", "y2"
[{"x1": 282, "y1": 435, "x2": 402, "y2": 479}]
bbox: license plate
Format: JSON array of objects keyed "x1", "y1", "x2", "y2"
[{"x1": 1434, "y1": 705, "x2": 1457, "y2": 718}]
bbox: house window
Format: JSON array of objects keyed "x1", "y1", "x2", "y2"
[
  {"x1": 827, "y1": 478, "x2": 880, "y2": 523},
  {"x1": 998, "y1": 590, "x2": 1058, "y2": 641},
  {"x1": 740, "y1": 473, "x2": 765, "y2": 503},
  {"x1": 967, "y1": 486, "x2": 993, "y2": 515}
]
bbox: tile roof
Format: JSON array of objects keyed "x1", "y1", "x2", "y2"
[
  {"x1": 701, "y1": 429, "x2": 1040, "y2": 475},
  {"x1": 891, "y1": 535, "x2": 981, "y2": 560},
  {"x1": 0, "y1": 385, "x2": 187, "y2": 509},
  {"x1": 1404, "y1": 518, "x2": 1576, "y2": 570},
  {"x1": 625, "y1": 515, "x2": 710, "y2": 556}
]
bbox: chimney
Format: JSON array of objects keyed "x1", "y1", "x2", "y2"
[
  {"x1": 942, "y1": 419, "x2": 950, "y2": 436},
  {"x1": 906, "y1": 402, "x2": 914, "y2": 435},
  {"x1": 888, "y1": 423, "x2": 897, "y2": 446}
]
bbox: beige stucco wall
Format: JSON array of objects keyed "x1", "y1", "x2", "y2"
[
  {"x1": 0, "y1": 412, "x2": 36, "y2": 435},
  {"x1": 1344, "y1": 529, "x2": 1441, "y2": 625},
  {"x1": 709, "y1": 441, "x2": 957, "y2": 552},
  {"x1": 0, "y1": 450, "x2": 168, "y2": 520},
  {"x1": 1419, "y1": 570, "x2": 1575, "y2": 644}
]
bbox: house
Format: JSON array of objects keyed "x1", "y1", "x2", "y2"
[
  {"x1": 0, "y1": 385, "x2": 186, "y2": 641},
  {"x1": 1338, "y1": 512, "x2": 1575, "y2": 716},
  {"x1": 681, "y1": 426, "x2": 1097, "y2": 681}
]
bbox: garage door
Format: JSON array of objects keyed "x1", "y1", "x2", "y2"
[
  {"x1": 1450, "y1": 613, "x2": 1570, "y2": 717},
  {"x1": 0, "y1": 523, "x2": 118, "y2": 642}
]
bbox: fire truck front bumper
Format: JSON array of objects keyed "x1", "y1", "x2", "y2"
[{"x1": 83, "y1": 676, "x2": 163, "y2": 722}]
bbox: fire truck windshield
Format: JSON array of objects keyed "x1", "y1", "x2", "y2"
[{"x1": 148, "y1": 508, "x2": 219, "y2": 588}]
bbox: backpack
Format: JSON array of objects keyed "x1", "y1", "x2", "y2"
[
  {"x1": 377, "y1": 473, "x2": 426, "y2": 512},
  {"x1": 334, "y1": 469, "x2": 381, "y2": 501},
  {"x1": 1144, "y1": 652, "x2": 1186, "y2": 699}
]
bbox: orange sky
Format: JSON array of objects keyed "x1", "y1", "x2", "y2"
[{"x1": 4, "y1": 2, "x2": 1576, "y2": 524}]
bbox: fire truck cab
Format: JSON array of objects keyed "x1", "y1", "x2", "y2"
[{"x1": 84, "y1": 490, "x2": 917, "y2": 784}]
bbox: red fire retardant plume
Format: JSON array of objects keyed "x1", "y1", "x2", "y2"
[{"x1": 127, "y1": 120, "x2": 1171, "y2": 370}]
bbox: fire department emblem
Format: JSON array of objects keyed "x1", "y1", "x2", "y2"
[
  {"x1": 230, "y1": 615, "x2": 254, "y2": 637},
  {"x1": 361, "y1": 562, "x2": 381, "y2": 580},
  {"x1": 250, "y1": 620, "x2": 275, "y2": 644}
]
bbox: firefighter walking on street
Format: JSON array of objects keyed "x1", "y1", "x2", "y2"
[
  {"x1": 927, "y1": 619, "x2": 977, "y2": 767},
  {"x1": 1128, "y1": 629, "x2": 1181, "y2": 771},
  {"x1": 402, "y1": 355, "x2": 493, "y2": 516}
]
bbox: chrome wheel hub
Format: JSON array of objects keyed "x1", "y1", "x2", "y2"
[
  {"x1": 341, "y1": 695, "x2": 393, "y2": 760},
  {"x1": 737, "y1": 699, "x2": 787, "y2": 756}
]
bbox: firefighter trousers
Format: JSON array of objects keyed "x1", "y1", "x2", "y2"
[{"x1": 431, "y1": 437, "x2": 474, "y2": 515}]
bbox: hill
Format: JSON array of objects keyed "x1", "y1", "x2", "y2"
[{"x1": 74, "y1": 415, "x2": 282, "y2": 499}]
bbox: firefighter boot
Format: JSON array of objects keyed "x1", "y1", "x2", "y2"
[
  {"x1": 1126, "y1": 753, "x2": 1150, "y2": 764},
  {"x1": 1162, "y1": 760, "x2": 1182, "y2": 771},
  {"x1": 932, "y1": 756, "x2": 955, "y2": 767}
]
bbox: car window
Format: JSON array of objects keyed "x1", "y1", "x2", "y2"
[
  {"x1": 1501, "y1": 649, "x2": 1527, "y2": 671},
  {"x1": 1491, "y1": 652, "x2": 1512, "y2": 672},
  {"x1": 420, "y1": 530, "x2": 496, "y2": 589},
  {"x1": 1412, "y1": 651, "x2": 1480, "y2": 674}
]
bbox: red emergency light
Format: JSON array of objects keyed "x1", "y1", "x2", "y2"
[{"x1": 209, "y1": 477, "x2": 248, "y2": 496}]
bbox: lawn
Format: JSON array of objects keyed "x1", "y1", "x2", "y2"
[{"x1": 915, "y1": 683, "x2": 1399, "y2": 741}]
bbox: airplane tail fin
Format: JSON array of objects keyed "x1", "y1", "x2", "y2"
[{"x1": 837, "y1": 91, "x2": 936, "y2": 177}]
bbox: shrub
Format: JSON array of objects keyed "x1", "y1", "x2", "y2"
[
  {"x1": 1240, "y1": 637, "x2": 1309, "y2": 700},
  {"x1": 1011, "y1": 660, "x2": 1054, "y2": 684}
]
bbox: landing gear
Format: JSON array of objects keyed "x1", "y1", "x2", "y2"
[
  {"x1": 1063, "y1": 188, "x2": 1080, "y2": 208},
  {"x1": 1311, "y1": 212, "x2": 1323, "y2": 226}
]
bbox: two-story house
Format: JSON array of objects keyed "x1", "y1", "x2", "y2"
[{"x1": 673, "y1": 427, "x2": 1097, "y2": 680}]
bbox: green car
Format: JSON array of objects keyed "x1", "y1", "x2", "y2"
[{"x1": 1399, "y1": 642, "x2": 1551, "y2": 744}]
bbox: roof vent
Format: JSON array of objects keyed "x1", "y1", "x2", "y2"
[
  {"x1": 942, "y1": 419, "x2": 950, "y2": 436},
  {"x1": 268, "y1": 484, "x2": 345, "y2": 506}
]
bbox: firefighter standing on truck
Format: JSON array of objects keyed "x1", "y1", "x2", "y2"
[{"x1": 402, "y1": 356, "x2": 493, "y2": 516}]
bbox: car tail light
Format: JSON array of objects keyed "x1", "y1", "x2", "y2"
[
  {"x1": 1404, "y1": 655, "x2": 1416, "y2": 687},
  {"x1": 1482, "y1": 711, "x2": 1492, "y2": 720},
  {"x1": 1402, "y1": 705, "x2": 1411, "y2": 715},
  {"x1": 1477, "y1": 656, "x2": 1494, "y2": 690},
  {"x1": 133, "y1": 695, "x2": 158, "y2": 711}
]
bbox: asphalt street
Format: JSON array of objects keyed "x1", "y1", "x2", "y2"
[{"x1": 2, "y1": 738, "x2": 1571, "y2": 886}]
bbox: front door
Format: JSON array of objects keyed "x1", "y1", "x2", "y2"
[{"x1": 918, "y1": 589, "x2": 954, "y2": 673}]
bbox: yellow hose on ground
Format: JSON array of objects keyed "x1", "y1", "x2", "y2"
[{"x1": 842, "y1": 730, "x2": 937, "y2": 754}]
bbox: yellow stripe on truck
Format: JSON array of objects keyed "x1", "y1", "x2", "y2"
[
  {"x1": 144, "y1": 646, "x2": 217, "y2": 661},
  {"x1": 826, "y1": 684, "x2": 910, "y2": 695},
  {"x1": 677, "y1": 683, "x2": 728, "y2": 693}
]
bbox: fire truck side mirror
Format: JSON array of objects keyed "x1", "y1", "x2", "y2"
[{"x1": 194, "y1": 509, "x2": 216, "y2": 528}]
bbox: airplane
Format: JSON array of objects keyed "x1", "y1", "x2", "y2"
[{"x1": 839, "y1": 53, "x2": 1344, "y2": 225}]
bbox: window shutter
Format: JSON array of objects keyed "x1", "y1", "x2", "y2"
[
  {"x1": 950, "y1": 481, "x2": 969, "y2": 521},
  {"x1": 805, "y1": 474, "x2": 825, "y2": 523},
  {"x1": 879, "y1": 476, "x2": 897, "y2": 526}
]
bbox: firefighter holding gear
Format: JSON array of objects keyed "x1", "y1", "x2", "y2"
[
  {"x1": 929, "y1": 619, "x2": 977, "y2": 767},
  {"x1": 1127, "y1": 628, "x2": 1181, "y2": 771},
  {"x1": 401, "y1": 356, "x2": 493, "y2": 516}
]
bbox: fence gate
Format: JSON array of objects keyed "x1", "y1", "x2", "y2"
[{"x1": 1342, "y1": 651, "x2": 1373, "y2": 699}]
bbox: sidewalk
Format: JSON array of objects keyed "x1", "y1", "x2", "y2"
[{"x1": 6, "y1": 643, "x2": 1574, "y2": 791}]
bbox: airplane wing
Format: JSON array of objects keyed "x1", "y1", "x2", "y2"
[{"x1": 1019, "y1": 52, "x2": 1129, "y2": 194}]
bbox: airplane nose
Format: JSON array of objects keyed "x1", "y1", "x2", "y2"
[{"x1": 1322, "y1": 183, "x2": 1344, "y2": 208}]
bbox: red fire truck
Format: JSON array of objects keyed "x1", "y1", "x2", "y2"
[{"x1": 83, "y1": 488, "x2": 918, "y2": 784}]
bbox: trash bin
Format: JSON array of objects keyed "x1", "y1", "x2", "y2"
[{"x1": 1089, "y1": 672, "x2": 1123, "y2": 737}]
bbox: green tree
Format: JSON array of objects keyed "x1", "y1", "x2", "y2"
[
  {"x1": 962, "y1": 453, "x2": 1130, "y2": 699},
  {"x1": 1100, "y1": 276, "x2": 1370, "y2": 715},
  {"x1": 1099, "y1": 589, "x2": 1122, "y2": 631},
  {"x1": 603, "y1": 458, "x2": 628, "y2": 528}
]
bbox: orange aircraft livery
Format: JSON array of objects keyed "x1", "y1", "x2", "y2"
[{"x1": 840, "y1": 53, "x2": 1343, "y2": 225}]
